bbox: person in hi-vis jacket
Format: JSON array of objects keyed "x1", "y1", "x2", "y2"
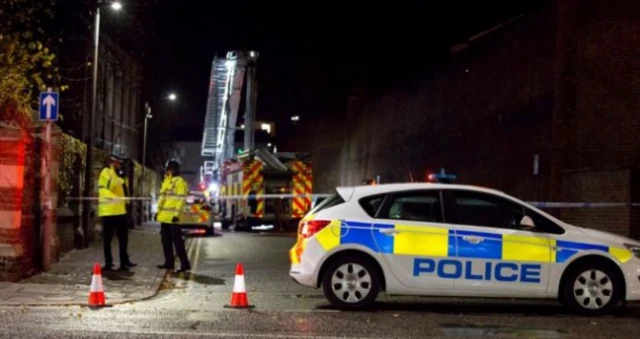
[
  {"x1": 155, "y1": 159, "x2": 191, "y2": 273},
  {"x1": 98, "y1": 154, "x2": 136, "y2": 271}
]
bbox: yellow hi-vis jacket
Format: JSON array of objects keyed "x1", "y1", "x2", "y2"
[
  {"x1": 157, "y1": 175, "x2": 188, "y2": 224},
  {"x1": 98, "y1": 166, "x2": 126, "y2": 217}
]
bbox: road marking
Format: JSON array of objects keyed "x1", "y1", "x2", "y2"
[
  {"x1": 189, "y1": 238, "x2": 202, "y2": 290},
  {"x1": 50, "y1": 327, "x2": 393, "y2": 339}
]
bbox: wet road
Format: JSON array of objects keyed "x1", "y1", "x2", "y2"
[{"x1": 1, "y1": 230, "x2": 640, "y2": 338}]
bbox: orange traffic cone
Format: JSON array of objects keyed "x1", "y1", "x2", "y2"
[
  {"x1": 224, "y1": 263, "x2": 254, "y2": 309},
  {"x1": 88, "y1": 263, "x2": 106, "y2": 307}
]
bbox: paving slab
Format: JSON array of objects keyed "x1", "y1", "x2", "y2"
[{"x1": 0, "y1": 222, "x2": 170, "y2": 306}]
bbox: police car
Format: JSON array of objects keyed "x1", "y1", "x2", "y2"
[
  {"x1": 178, "y1": 191, "x2": 215, "y2": 235},
  {"x1": 289, "y1": 183, "x2": 640, "y2": 315}
]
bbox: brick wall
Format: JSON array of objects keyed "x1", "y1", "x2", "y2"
[
  {"x1": 0, "y1": 124, "x2": 61, "y2": 281},
  {"x1": 302, "y1": 0, "x2": 640, "y2": 237},
  {"x1": 549, "y1": 0, "x2": 640, "y2": 235},
  {"x1": 557, "y1": 169, "x2": 631, "y2": 236},
  {"x1": 0, "y1": 125, "x2": 35, "y2": 281},
  {"x1": 308, "y1": 5, "x2": 556, "y2": 200},
  {"x1": 553, "y1": 0, "x2": 640, "y2": 172}
]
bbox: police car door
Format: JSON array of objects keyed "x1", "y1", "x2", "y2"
[
  {"x1": 371, "y1": 190, "x2": 455, "y2": 291},
  {"x1": 444, "y1": 190, "x2": 552, "y2": 296}
]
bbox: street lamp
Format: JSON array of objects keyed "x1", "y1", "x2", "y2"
[
  {"x1": 141, "y1": 93, "x2": 176, "y2": 177},
  {"x1": 82, "y1": 0, "x2": 122, "y2": 248}
]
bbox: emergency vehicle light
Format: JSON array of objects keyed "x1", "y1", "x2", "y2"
[
  {"x1": 427, "y1": 172, "x2": 457, "y2": 183},
  {"x1": 361, "y1": 179, "x2": 376, "y2": 186}
]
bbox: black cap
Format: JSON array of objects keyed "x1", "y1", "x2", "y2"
[{"x1": 165, "y1": 159, "x2": 180, "y2": 175}]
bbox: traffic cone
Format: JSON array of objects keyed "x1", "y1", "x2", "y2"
[
  {"x1": 224, "y1": 263, "x2": 254, "y2": 309},
  {"x1": 88, "y1": 263, "x2": 106, "y2": 307}
]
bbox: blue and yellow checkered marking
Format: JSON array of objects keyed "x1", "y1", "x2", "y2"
[
  {"x1": 311, "y1": 220, "x2": 633, "y2": 264},
  {"x1": 556, "y1": 240, "x2": 608, "y2": 263},
  {"x1": 455, "y1": 230, "x2": 503, "y2": 260},
  {"x1": 340, "y1": 221, "x2": 394, "y2": 253}
]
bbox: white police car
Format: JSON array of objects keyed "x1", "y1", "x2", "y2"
[{"x1": 289, "y1": 183, "x2": 640, "y2": 315}]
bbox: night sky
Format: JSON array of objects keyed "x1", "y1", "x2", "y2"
[{"x1": 136, "y1": 0, "x2": 545, "y2": 143}]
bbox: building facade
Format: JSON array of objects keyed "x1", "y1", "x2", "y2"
[
  {"x1": 88, "y1": 36, "x2": 143, "y2": 161},
  {"x1": 301, "y1": 0, "x2": 640, "y2": 238}
]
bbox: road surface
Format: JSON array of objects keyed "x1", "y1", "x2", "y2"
[{"x1": 1, "y1": 230, "x2": 639, "y2": 338}]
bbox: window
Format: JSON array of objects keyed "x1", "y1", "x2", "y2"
[
  {"x1": 525, "y1": 207, "x2": 565, "y2": 235},
  {"x1": 447, "y1": 190, "x2": 525, "y2": 229},
  {"x1": 359, "y1": 194, "x2": 385, "y2": 217},
  {"x1": 309, "y1": 193, "x2": 344, "y2": 214},
  {"x1": 379, "y1": 191, "x2": 443, "y2": 223}
]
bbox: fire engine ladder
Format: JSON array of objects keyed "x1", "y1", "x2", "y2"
[
  {"x1": 237, "y1": 149, "x2": 289, "y2": 173},
  {"x1": 201, "y1": 51, "x2": 258, "y2": 175}
]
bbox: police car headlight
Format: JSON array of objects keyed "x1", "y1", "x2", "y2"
[{"x1": 623, "y1": 243, "x2": 640, "y2": 259}]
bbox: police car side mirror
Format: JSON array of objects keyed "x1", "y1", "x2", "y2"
[{"x1": 520, "y1": 215, "x2": 535, "y2": 230}]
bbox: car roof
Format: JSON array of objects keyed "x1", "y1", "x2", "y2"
[{"x1": 336, "y1": 183, "x2": 506, "y2": 201}]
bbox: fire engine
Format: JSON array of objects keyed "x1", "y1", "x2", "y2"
[
  {"x1": 219, "y1": 149, "x2": 312, "y2": 231},
  {"x1": 199, "y1": 51, "x2": 314, "y2": 231}
]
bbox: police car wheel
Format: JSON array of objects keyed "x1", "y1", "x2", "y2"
[
  {"x1": 322, "y1": 256, "x2": 380, "y2": 309},
  {"x1": 562, "y1": 260, "x2": 622, "y2": 316}
]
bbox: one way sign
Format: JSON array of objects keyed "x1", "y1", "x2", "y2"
[{"x1": 39, "y1": 91, "x2": 59, "y2": 121}]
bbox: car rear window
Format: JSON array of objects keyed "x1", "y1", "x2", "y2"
[
  {"x1": 309, "y1": 193, "x2": 345, "y2": 214},
  {"x1": 359, "y1": 194, "x2": 385, "y2": 217}
]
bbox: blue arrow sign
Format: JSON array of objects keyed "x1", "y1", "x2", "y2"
[{"x1": 39, "y1": 91, "x2": 59, "y2": 121}]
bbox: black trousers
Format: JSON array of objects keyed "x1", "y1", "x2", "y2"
[
  {"x1": 103, "y1": 215, "x2": 130, "y2": 267},
  {"x1": 160, "y1": 223, "x2": 190, "y2": 268}
]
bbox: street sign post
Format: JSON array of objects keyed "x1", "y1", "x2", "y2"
[{"x1": 39, "y1": 89, "x2": 58, "y2": 270}]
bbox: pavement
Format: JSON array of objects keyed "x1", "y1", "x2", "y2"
[
  {"x1": 2, "y1": 231, "x2": 640, "y2": 338},
  {"x1": 0, "y1": 222, "x2": 169, "y2": 306}
]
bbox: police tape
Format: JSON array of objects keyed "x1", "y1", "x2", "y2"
[
  {"x1": 527, "y1": 202, "x2": 640, "y2": 208},
  {"x1": 63, "y1": 195, "x2": 640, "y2": 208},
  {"x1": 66, "y1": 197, "x2": 153, "y2": 201},
  {"x1": 64, "y1": 193, "x2": 333, "y2": 202}
]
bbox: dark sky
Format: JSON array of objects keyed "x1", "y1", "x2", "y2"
[{"x1": 137, "y1": 0, "x2": 545, "y2": 143}]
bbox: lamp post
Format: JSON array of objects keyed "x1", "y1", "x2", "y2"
[
  {"x1": 138, "y1": 93, "x2": 176, "y2": 222},
  {"x1": 81, "y1": 0, "x2": 122, "y2": 248},
  {"x1": 140, "y1": 102, "x2": 152, "y2": 221}
]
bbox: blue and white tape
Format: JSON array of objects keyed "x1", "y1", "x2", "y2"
[{"x1": 527, "y1": 202, "x2": 640, "y2": 208}]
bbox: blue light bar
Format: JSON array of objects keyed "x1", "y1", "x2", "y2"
[{"x1": 428, "y1": 173, "x2": 457, "y2": 183}]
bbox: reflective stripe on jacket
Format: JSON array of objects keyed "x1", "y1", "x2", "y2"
[
  {"x1": 157, "y1": 175, "x2": 188, "y2": 224},
  {"x1": 98, "y1": 166, "x2": 126, "y2": 217}
]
